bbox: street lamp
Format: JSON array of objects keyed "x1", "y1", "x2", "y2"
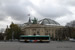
[{"x1": 12, "y1": 31, "x2": 14, "y2": 41}]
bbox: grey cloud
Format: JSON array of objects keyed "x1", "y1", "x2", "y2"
[
  {"x1": 0, "y1": 5, "x2": 7, "y2": 20},
  {"x1": 35, "y1": 6, "x2": 72, "y2": 19},
  {"x1": 0, "y1": 0, "x2": 32, "y2": 21},
  {"x1": 67, "y1": 0, "x2": 75, "y2": 6},
  {"x1": 31, "y1": 0, "x2": 72, "y2": 19},
  {"x1": 5, "y1": 4, "x2": 28, "y2": 20},
  {"x1": 58, "y1": 0, "x2": 75, "y2": 6},
  {"x1": 0, "y1": 14, "x2": 6, "y2": 20},
  {"x1": 0, "y1": 0, "x2": 74, "y2": 23}
]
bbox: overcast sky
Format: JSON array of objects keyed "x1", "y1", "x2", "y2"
[{"x1": 0, "y1": 0, "x2": 75, "y2": 29}]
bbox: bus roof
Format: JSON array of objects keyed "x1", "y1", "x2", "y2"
[{"x1": 20, "y1": 35, "x2": 50, "y2": 37}]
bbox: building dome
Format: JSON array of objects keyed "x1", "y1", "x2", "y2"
[{"x1": 38, "y1": 18, "x2": 60, "y2": 26}]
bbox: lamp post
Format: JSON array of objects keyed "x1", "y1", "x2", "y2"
[{"x1": 12, "y1": 31, "x2": 14, "y2": 41}]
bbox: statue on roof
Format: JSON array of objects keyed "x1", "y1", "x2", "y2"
[{"x1": 32, "y1": 17, "x2": 38, "y2": 24}]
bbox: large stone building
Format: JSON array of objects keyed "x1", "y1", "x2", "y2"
[{"x1": 19, "y1": 18, "x2": 64, "y2": 39}]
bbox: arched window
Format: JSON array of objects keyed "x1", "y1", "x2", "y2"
[
  {"x1": 37, "y1": 31, "x2": 40, "y2": 35},
  {"x1": 45, "y1": 33, "x2": 48, "y2": 35}
]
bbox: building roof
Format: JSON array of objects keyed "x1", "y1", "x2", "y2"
[{"x1": 38, "y1": 18, "x2": 60, "y2": 26}]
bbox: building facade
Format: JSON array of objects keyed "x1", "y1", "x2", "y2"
[
  {"x1": 23, "y1": 24, "x2": 63, "y2": 38},
  {"x1": 20, "y1": 18, "x2": 64, "y2": 39}
]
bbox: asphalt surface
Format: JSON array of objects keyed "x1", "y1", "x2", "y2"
[{"x1": 0, "y1": 41, "x2": 75, "y2": 50}]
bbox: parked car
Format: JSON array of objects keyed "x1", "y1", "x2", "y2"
[{"x1": 69, "y1": 38, "x2": 75, "y2": 42}]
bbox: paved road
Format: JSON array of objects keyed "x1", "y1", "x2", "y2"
[{"x1": 0, "y1": 41, "x2": 75, "y2": 50}]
